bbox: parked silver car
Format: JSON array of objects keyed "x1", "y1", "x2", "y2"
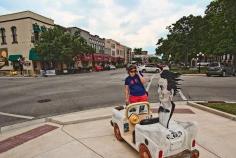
[{"x1": 206, "y1": 62, "x2": 235, "y2": 77}]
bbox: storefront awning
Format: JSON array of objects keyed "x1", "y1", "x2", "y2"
[
  {"x1": 29, "y1": 48, "x2": 41, "y2": 61},
  {"x1": 8, "y1": 54, "x2": 22, "y2": 62},
  {"x1": 81, "y1": 54, "x2": 93, "y2": 61},
  {"x1": 111, "y1": 56, "x2": 117, "y2": 62},
  {"x1": 93, "y1": 53, "x2": 104, "y2": 62},
  {"x1": 103, "y1": 54, "x2": 110, "y2": 62}
]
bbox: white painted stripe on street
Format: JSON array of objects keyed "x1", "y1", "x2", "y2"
[
  {"x1": 146, "y1": 74, "x2": 156, "y2": 92},
  {"x1": 225, "y1": 101, "x2": 236, "y2": 103},
  {"x1": 179, "y1": 89, "x2": 187, "y2": 101},
  {"x1": 0, "y1": 112, "x2": 34, "y2": 119}
]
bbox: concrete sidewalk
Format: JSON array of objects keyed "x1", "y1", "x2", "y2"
[{"x1": 0, "y1": 102, "x2": 235, "y2": 158}]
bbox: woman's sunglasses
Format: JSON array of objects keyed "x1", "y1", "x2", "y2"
[{"x1": 129, "y1": 70, "x2": 137, "y2": 73}]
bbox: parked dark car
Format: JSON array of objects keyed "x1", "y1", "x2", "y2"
[{"x1": 206, "y1": 62, "x2": 234, "y2": 77}]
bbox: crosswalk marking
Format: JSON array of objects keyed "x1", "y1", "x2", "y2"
[{"x1": 0, "y1": 112, "x2": 34, "y2": 119}]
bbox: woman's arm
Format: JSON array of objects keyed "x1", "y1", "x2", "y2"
[
  {"x1": 137, "y1": 73, "x2": 146, "y2": 84},
  {"x1": 125, "y1": 85, "x2": 129, "y2": 104}
]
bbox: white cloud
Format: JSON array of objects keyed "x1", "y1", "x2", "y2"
[
  {"x1": 42, "y1": 8, "x2": 84, "y2": 27},
  {"x1": 0, "y1": 6, "x2": 10, "y2": 15},
  {"x1": 0, "y1": 0, "x2": 210, "y2": 53}
]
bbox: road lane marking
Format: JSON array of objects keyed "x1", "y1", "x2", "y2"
[
  {"x1": 146, "y1": 74, "x2": 156, "y2": 92},
  {"x1": 0, "y1": 112, "x2": 34, "y2": 119},
  {"x1": 197, "y1": 142, "x2": 222, "y2": 158},
  {"x1": 179, "y1": 89, "x2": 187, "y2": 101}
]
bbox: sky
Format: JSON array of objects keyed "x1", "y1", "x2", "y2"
[{"x1": 0, "y1": 0, "x2": 212, "y2": 54}]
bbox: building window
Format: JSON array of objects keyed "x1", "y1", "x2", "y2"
[
  {"x1": 112, "y1": 51, "x2": 115, "y2": 56},
  {"x1": 11, "y1": 26, "x2": 18, "y2": 44},
  {"x1": 41, "y1": 26, "x2": 47, "y2": 32},
  {"x1": 32, "y1": 23, "x2": 40, "y2": 43},
  {"x1": 0, "y1": 28, "x2": 7, "y2": 45}
]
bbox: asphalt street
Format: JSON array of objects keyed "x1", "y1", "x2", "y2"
[
  {"x1": 0, "y1": 69, "x2": 159, "y2": 127},
  {"x1": 181, "y1": 75, "x2": 236, "y2": 102},
  {"x1": 0, "y1": 69, "x2": 235, "y2": 127}
]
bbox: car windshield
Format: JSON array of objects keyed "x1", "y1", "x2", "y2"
[{"x1": 209, "y1": 63, "x2": 219, "y2": 67}]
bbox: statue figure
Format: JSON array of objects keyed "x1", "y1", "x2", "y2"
[{"x1": 158, "y1": 68, "x2": 180, "y2": 128}]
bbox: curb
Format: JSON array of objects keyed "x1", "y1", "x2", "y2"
[
  {"x1": 187, "y1": 101, "x2": 236, "y2": 121},
  {"x1": 0, "y1": 118, "x2": 46, "y2": 134},
  {"x1": 47, "y1": 114, "x2": 112, "y2": 125},
  {"x1": 182, "y1": 74, "x2": 206, "y2": 76},
  {"x1": 0, "y1": 101, "x2": 186, "y2": 133}
]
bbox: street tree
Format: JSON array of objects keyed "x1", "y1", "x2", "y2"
[
  {"x1": 156, "y1": 0, "x2": 236, "y2": 68},
  {"x1": 133, "y1": 48, "x2": 143, "y2": 55},
  {"x1": 35, "y1": 26, "x2": 94, "y2": 71}
]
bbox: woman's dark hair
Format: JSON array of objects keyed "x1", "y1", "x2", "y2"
[
  {"x1": 127, "y1": 65, "x2": 137, "y2": 72},
  {"x1": 160, "y1": 70, "x2": 181, "y2": 96}
]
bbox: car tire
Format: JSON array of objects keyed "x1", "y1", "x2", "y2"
[
  {"x1": 191, "y1": 149, "x2": 200, "y2": 158},
  {"x1": 114, "y1": 124, "x2": 123, "y2": 141},
  {"x1": 222, "y1": 71, "x2": 226, "y2": 77},
  {"x1": 139, "y1": 144, "x2": 151, "y2": 158},
  {"x1": 142, "y1": 69, "x2": 146, "y2": 73}
]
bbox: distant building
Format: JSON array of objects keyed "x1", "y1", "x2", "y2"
[
  {"x1": 67, "y1": 27, "x2": 105, "y2": 54},
  {"x1": 67, "y1": 27, "x2": 90, "y2": 44},
  {"x1": 89, "y1": 35, "x2": 105, "y2": 54},
  {"x1": 124, "y1": 46, "x2": 132, "y2": 64},
  {"x1": 0, "y1": 11, "x2": 54, "y2": 74},
  {"x1": 105, "y1": 39, "x2": 131, "y2": 64},
  {"x1": 133, "y1": 51, "x2": 149, "y2": 64}
]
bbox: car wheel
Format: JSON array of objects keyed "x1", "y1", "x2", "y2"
[
  {"x1": 142, "y1": 69, "x2": 146, "y2": 73},
  {"x1": 114, "y1": 124, "x2": 123, "y2": 141},
  {"x1": 139, "y1": 144, "x2": 151, "y2": 158},
  {"x1": 156, "y1": 69, "x2": 159, "y2": 73},
  {"x1": 191, "y1": 149, "x2": 200, "y2": 158}
]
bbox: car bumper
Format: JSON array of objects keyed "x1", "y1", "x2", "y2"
[{"x1": 207, "y1": 71, "x2": 222, "y2": 75}]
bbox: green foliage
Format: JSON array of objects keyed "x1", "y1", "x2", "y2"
[
  {"x1": 148, "y1": 56, "x2": 161, "y2": 63},
  {"x1": 171, "y1": 66, "x2": 207, "y2": 74},
  {"x1": 35, "y1": 26, "x2": 94, "y2": 68},
  {"x1": 133, "y1": 48, "x2": 143, "y2": 55},
  {"x1": 132, "y1": 57, "x2": 142, "y2": 63},
  {"x1": 201, "y1": 103, "x2": 236, "y2": 115},
  {"x1": 156, "y1": 0, "x2": 236, "y2": 63}
]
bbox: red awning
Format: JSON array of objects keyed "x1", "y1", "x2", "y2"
[
  {"x1": 111, "y1": 56, "x2": 117, "y2": 62},
  {"x1": 118, "y1": 57, "x2": 125, "y2": 61},
  {"x1": 81, "y1": 54, "x2": 92, "y2": 61},
  {"x1": 103, "y1": 54, "x2": 110, "y2": 62},
  {"x1": 93, "y1": 53, "x2": 104, "y2": 62}
]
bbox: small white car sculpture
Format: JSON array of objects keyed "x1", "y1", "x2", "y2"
[{"x1": 111, "y1": 102, "x2": 199, "y2": 158}]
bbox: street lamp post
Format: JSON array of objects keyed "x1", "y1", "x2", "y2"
[
  {"x1": 197, "y1": 52, "x2": 204, "y2": 73},
  {"x1": 168, "y1": 54, "x2": 172, "y2": 69}
]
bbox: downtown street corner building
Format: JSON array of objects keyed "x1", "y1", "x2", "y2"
[
  {"x1": 0, "y1": 10, "x2": 133, "y2": 76},
  {"x1": 0, "y1": 11, "x2": 54, "y2": 75}
]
